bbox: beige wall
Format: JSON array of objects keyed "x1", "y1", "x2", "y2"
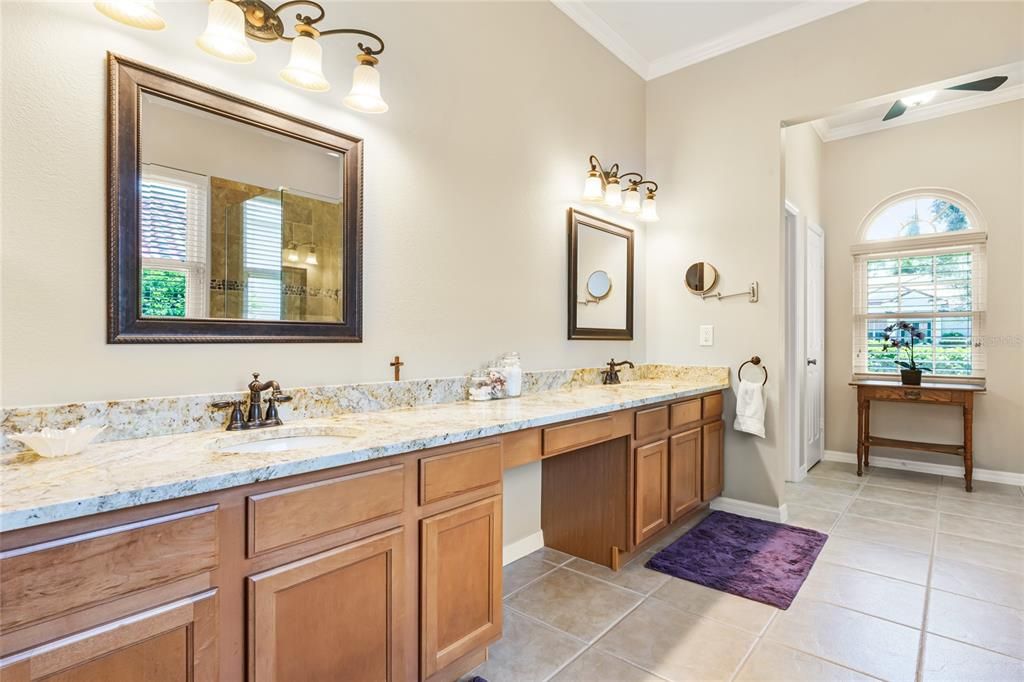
[
  {"x1": 1, "y1": 1, "x2": 646, "y2": 408},
  {"x1": 645, "y1": 1, "x2": 1023, "y2": 507},
  {"x1": 822, "y1": 101, "x2": 1024, "y2": 474},
  {"x1": 0, "y1": 1, "x2": 646, "y2": 550}
]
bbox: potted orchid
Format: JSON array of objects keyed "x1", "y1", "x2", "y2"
[{"x1": 882, "y1": 321, "x2": 930, "y2": 386}]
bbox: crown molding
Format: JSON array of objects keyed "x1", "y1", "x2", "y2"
[
  {"x1": 648, "y1": 1, "x2": 866, "y2": 79},
  {"x1": 551, "y1": 1, "x2": 651, "y2": 79},
  {"x1": 820, "y1": 83, "x2": 1024, "y2": 142}
]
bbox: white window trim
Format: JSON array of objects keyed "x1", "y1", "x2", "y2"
[
  {"x1": 140, "y1": 165, "x2": 210, "y2": 318},
  {"x1": 852, "y1": 189, "x2": 987, "y2": 382}
]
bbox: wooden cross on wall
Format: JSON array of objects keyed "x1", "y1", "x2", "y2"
[{"x1": 390, "y1": 355, "x2": 405, "y2": 381}]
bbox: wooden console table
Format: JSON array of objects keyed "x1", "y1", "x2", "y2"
[{"x1": 850, "y1": 380, "x2": 985, "y2": 491}]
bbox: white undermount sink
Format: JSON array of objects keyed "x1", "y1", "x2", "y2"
[{"x1": 211, "y1": 429, "x2": 362, "y2": 454}]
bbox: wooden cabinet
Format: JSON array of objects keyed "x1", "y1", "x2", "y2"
[
  {"x1": 702, "y1": 420, "x2": 724, "y2": 501},
  {"x1": 634, "y1": 440, "x2": 669, "y2": 544},
  {"x1": 0, "y1": 590, "x2": 217, "y2": 682},
  {"x1": 247, "y1": 528, "x2": 405, "y2": 682},
  {"x1": 421, "y1": 496, "x2": 502, "y2": 678},
  {"x1": 669, "y1": 428, "x2": 701, "y2": 522}
]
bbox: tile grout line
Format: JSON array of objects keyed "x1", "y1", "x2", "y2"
[
  {"x1": 539, "y1": 595, "x2": 651, "y2": 682},
  {"x1": 915, "y1": 513, "x2": 942, "y2": 682},
  {"x1": 726, "y1": 609, "x2": 779, "y2": 681}
]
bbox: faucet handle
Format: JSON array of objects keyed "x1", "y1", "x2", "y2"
[{"x1": 210, "y1": 400, "x2": 245, "y2": 431}]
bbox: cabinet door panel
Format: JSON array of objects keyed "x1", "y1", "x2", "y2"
[
  {"x1": 634, "y1": 440, "x2": 669, "y2": 545},
  {"x1": 702, "y1": 420, "x2": 724, "y2": 501},
  {"x1": 247, "y1": 528, "x2": 404, "y2": 682},
  {"x1": 0, "y1": 590, "x2": 217, "y2": 682},
  {"x1": 421, "y1": 496, "x2": 502, "y2": 678},
  {"x1": 669, "y1": 428, "x2": 701, "y2": 521}
]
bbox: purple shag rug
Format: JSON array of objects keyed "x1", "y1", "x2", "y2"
[{"x1": 645, "y1": 511, "x2": 827, "y2": 609}]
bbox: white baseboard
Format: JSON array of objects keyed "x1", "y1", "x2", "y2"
[
  {"x1": 502, "y1": 530, "x2": 544, "y2": 566},
  {"x1": 710, "y1": 497, "x2": 789, "y2": 523},
  {"x1": 823, "y1": 450, "x2": 1024, "y2": 487}
]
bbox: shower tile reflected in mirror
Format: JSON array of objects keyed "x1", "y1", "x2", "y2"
[{"x1": 138, "y1": 92, "x2": 344, "y2": 323}]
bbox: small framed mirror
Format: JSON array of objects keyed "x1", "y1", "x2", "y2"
[
  {"x1": 108, "y1": 54, "x2": 362, "y2": 343},
  {"x1": 684, "y1": 261, "x2": 719, "y2": 295},
  {"x1": 568, "y1": 209, "x2": 634, "y2": 340}
]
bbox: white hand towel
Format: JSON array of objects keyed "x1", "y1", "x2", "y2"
[{"x1": 733, "y1": 379, "x2": 766, "y2": 438}]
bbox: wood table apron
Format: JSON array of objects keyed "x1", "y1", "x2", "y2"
[{"x1": 850, "y1": 381, "x2": 985, "y2": 492}]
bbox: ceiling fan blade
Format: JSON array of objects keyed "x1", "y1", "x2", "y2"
[
  {"x1": 947, "y1": 75, "x2": 1009, "y2": 92},
  {"x1": 882, "y1": 100, "x2": 907, "y2": 121}
]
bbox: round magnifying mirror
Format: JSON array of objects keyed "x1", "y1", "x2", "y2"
[
  {"x1": 684, "y1": 262, "x2": 719, "y2": 295},
  {"x1": 586, "y1": 270, "x2": 612, "y2": 300}
]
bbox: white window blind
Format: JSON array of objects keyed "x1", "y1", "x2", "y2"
[
  {"x1": 243, "y1": 195, "x2": 283, "y2": 320},
  {"x1": 853, "y1": 242, "x2": 986, "y2": 378},
  {"x1": 139, "y1": 167, "x2": 209, "y2": 317}
]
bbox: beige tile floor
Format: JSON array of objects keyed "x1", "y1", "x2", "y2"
[{"x1": 467, "y1": 462, "x2": 1024, "y2": 681}]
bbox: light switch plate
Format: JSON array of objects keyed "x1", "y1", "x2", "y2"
[{"x1": 699, "y1": 325, "x2": 714, "y2": 346}]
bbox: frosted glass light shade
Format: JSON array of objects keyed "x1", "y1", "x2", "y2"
[
  {"x1": 582, "y1": 173, "x2": 603, "y2": 201},
  {"x1": 305, "y1": 246, "x2": 319, "y2": 265},
  {"x1": 344, "y1": 63, "x2": 388, "y2": 113},
  {"x1": 196, "y1": 0, "x2": 256, "y2": 64},
  {"x1": 603, "y1": 178, "x2": 622, "y2": 207},
  {"x1": 639, "y1": 195, "x2": 659, "y2": 222},
  {"x1": 280, "y1": 35, "x2": 330, "y2": 92},
  {"x1": 94, "y1": 0, "x2": 165, "y2": 30},
  {"x1": 622, "y1": 187, "x2": 641, "y2": 213},
  {"x1": 284, "y1": 242, "x2": 299, "y2": 262}
]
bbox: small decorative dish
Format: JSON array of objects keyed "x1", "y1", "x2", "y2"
[{"x1": 8, "y1": 425, "x2": 107, "y2": 458}]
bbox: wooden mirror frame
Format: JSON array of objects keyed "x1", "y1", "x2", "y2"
[
  {"x1": 107, "y1": 53, "x2": 363, "y2": 343},
  {"x1": 567, "y1": 209, "x2": 634, "y2": 340}
]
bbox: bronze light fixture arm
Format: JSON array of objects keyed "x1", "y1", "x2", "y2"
[{"x1": 236, "y1": 0, "x2": 386, "y2": 55}]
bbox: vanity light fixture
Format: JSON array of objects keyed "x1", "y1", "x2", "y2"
[
  {"x1": 96, "y1": 0, "x2": 388, "y2": 113},
  {"x1": 283, "y1": 241, "x2": 300, "y2": 263},
  {"x1": 581, "y1": 155, "x2": 660, "y2": 222},
  {"x1": 304, "y1": 245, "x2": 319, "y2": 266}
]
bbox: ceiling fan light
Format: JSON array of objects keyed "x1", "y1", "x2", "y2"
[
  {"x1": 344, "y1": 54, "x2": 388, "y2": 113},
  {"x1": 196, "y1": 0, "x2": 256, "y2": 64},
  {"x1": 622, "y1": 186, "x2": 641, "y2": 214},
  {"x1": 280, "y1": 35, "x2": 330, "y2": 92},
  {"x1": 603, "y1": 176, "x2": 622, "y2": 207},
  {"x1": 900, "y1": 90, "x2": 936, "y2": 107},
  {"x1": 94, "y1": 0, "x2": 165, "y2": 30}
]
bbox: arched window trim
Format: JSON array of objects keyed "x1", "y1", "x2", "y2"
[
  {"x1": 852, "y1": 188, "x2": 987, "y2": 256},
  {"x1": 850, "y1": 187, "x2": 987, "y2": 381}
]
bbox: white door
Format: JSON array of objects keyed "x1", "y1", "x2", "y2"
[{"x1": 804, "y1": 223, "x2": 825, "y2": 468}]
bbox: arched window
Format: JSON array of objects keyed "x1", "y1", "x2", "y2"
[{"x1": 852, "y1": 189, "x2": 986, "y2": 379}]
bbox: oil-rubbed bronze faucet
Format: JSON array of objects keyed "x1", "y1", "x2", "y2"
[
  {"x1": 602, "y1": 359, "x2": 635, "y2": 385},
  {"x1": 211, "y1": 372, "x2": 293, "y2": 431}
]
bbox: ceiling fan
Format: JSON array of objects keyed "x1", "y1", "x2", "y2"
[{"x1": 882, "y1": 75, "x2": 1009, "y2": 121}]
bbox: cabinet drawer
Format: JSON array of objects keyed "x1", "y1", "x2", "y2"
[
  {"x1": 670, "y1": 400, "x2": 701, "y2": 429},
  {"x1": 543, "y1": 416, "x2": 615, "y2": 456},
  {"x1": 503, "y1": 429, "x2": 541, "y2": 470},
  {"x1": 0, "y1": 506, "x2": 218, "y2": 634},
  {"x1": 635, "y1": 406, "x2": 669, "y2": 441},
  {"x1": 247, "y1": 464, "x2": 405, "y2": 556},
  {"x1": 702, "y1": 393, "x2": 723, "y2": 419},
  {"x1": 420, "y1": 443, "x2": 502, "y2": 505},
  {"x1": 868, "y1": 387, "x2": 953, "y2": 403}
]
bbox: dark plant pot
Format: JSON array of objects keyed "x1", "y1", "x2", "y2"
[{"x1": 901, "y1": 369, "x2": 923, "y2": 386}]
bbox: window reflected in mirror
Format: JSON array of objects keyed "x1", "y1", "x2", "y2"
[{"x1": 139, "y1": 92, "x2": 344, "y2": 323}]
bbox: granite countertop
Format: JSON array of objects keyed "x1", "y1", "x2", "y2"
[{"x1": 0, "y1": 378, "x2": 728, "y2": 532}]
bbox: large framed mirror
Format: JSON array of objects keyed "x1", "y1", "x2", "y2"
[
  {"x1": 108, "y1": 54, "x2": 362, "y2": 343},
  {"x1": 567, "y1": 209, "x2": 634, "y2": 340}
]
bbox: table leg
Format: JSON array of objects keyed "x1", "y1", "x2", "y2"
[
  {"x1": 964, "y1": 394, "x2": 974, "y2": 493},
  {"x1": 856, "y1": 396, "x2": 864, "y2": 476},
  {"x1": 863, "y1": 399, "x2": 871, "y2": 470}
]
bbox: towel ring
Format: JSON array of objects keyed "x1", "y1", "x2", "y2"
[{"x1": 738, "y1": 356, "x2": 767, "y2": 386}]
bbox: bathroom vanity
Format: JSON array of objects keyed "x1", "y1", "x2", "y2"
[{"x1": 0, "y1": 377, "x2": 726, "y2": 681}]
